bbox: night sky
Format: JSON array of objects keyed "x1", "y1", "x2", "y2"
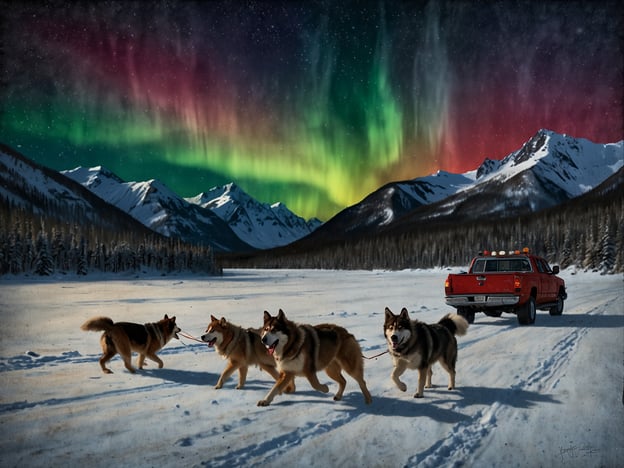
[{"x1": 2, "y1": 1, "x2": 622, "y2": 220}]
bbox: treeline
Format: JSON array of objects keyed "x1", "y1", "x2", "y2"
[
  {"x1": 3, "y1": 166, "x2": 621, "y2": 276},
  {"x1": 0, "y1": 205, "x2": 221, "y2": 276},
  {"x1": 220, "y1": 183, "x2": 624, "y2": 274}
]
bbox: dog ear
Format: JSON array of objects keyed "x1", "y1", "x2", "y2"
[
  {"x1": 399, "y1": 308, "x2": 409, "y2": 319},
  {"x1": 263, "y1": 311, "x2": 271, "y2": 322},
  {"x1": 220, "y1": 317, "x2": 228, "y2": 327},
  {"x1": 384, "y1": 307, "x2": 394, "y2": 320},
  {"x1": 164, "y1": 314, "x2": 169, "y2": 320},
  {"x1": 211, "y1": 314, "x2": 218, "y2": 322},
  {"x1": 277, "y1": 309, "x2": 285, "y2": 320}
]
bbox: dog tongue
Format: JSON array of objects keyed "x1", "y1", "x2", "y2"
[{"x1": 267, "y1": 344, "x2": 276, "y2": 355}]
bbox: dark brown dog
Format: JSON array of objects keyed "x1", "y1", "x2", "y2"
[{"x1": 81, "y1": 314, "x2": 180, "y2": 374}]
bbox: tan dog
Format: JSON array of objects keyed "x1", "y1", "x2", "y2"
[
  {"x1": 257, "y1": 309, "x2": 373, "y2": 406},
  {"x1": 384, "y1": 307, "x2": 468, "y2": 398},
  {"x1": 81, "y1": 314, "x2": 180, "y2": 374},
  {"x1": 201, "y1": 315, "x2": 294, "y2": 392}
]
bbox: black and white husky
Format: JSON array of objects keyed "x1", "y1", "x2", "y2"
[{"x1": 384, "y1": 307, "x2": 468, "y2": 398}]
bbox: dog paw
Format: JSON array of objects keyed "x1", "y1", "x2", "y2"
[
  {"x1": 257, "y1": 400, "x2": 271, "y2": 407},
  {"x1": 413, "y1": 393, "x2": 424, "y2": 398},
  {"x1": 397, "y1": 382, "x2": 407, "y2": 392},
  {"x1": 320, "y1": 384, "x2": 329, "y2": 393},
  {"x1": 103, "y1": 369, "x2": 113, "y2": 374},
  {"x1": 214, "y1": 383, "x2": 223, "y2": 389}
]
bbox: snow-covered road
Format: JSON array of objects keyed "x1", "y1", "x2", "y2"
[{"x1": 1, "y1": 269, "x2": 622, "y2": 467}]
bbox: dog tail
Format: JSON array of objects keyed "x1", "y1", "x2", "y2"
[
  {"x1": 81, "y1": 317, "x2": 115, "y2": 332},
  {"x1": 439, "y1": 313, "x2": 469, "y2": 336}
]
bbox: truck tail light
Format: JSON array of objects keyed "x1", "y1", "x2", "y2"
[
  {"x1": 445, "y1": 277, "x2": 452, "y2": 292},
  {"x1": 514, "y1": 275, "x2": 521, "y2": 290}
]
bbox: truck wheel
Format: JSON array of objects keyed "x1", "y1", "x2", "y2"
[
  {"x1": 549, "y1": 294, "x2": 565, "y2": 316},
  {"x1": 458, "y1": 308, "x2": 475, "y2": 324},
  {"x1": 517, "y1": 297, "x2": 536, "y2": 325}
]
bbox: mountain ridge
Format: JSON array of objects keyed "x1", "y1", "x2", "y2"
[
  {"x1": 296, "y1": 129, "x2": 622, "y2": 245},
  {"x1": 2, "y1": 129, "x2": 622, "y2": 255},
  {"x1": 62, "y1": 168, "x2": 320, "y2": 251}
]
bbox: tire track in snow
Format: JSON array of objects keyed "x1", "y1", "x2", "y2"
[
  {"x1": 0, "y1": 381, "x2": 177, "y2": 415},
  {"x1": 197, "y1": 409, "x2": 359, "y2": 467},
  {"x1": 0, "y1": 343, "x2": 206, "y2": 373},
  {"x1": 0, "y1": 344, "x2": 209, "y2": 416},
  {"x1": 406, "y1": 300, "x2": 612, "y2": 467}
]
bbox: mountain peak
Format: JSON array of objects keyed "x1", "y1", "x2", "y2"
[
  {"x1": 302, "y1": 130, "x2": 622, "y2": 243},
  {"x1": 63, "y1": 165, "x2": 125, "y2": 187},
  {"x1": 189, "y1": 184, "x2": 320, "y2": 249},
  {"x1": 476, "y1": 158, "x2": 501, "y2": 179}
]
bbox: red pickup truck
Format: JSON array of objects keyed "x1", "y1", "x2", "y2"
[{"x1": 444, "y1": 249, "x2": 567, "y2": 325}]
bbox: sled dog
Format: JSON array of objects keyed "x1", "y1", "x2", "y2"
[
  {"x1": 201, "y1": 315, "x2": 293, "y2": 391},
  {"x1": 81, "y1": 314, "x2": 180, "y2": 374},
  {"x1": 384, "y1": 307, "x2": 468, "y2": 398},
  {"x1": 257, "y1": 309, "x2": 373, "y2": 406}
]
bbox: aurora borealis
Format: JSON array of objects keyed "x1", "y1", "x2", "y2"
[{"x1": 2, "y1": 1, "x2": 622, "y2": 220}]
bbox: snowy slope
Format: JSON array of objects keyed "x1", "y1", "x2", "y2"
[
  {"x1": 480, "y1": 129, "x2": 623, "y2": 194},
  {"x1": 306, "y1": 129, "x2": 623, "y2": 239},
  {"x1": 438, "y1": 129, "x2": 624, "y2": 216},
  {"x1": 0, "y1": 145, "x2": 156, "y2": 234},
  {"x1": 0, "y1": 147, "x2": 91, "y2": 213},
  {"x1": 63, "y1": 168, "x2": 319, "y2": 251},
  {"x1": 62, "y1": 166, "x2": 253, "y2": 253},
  {"x1": 187, "y1": 183, "x2": 321, "y2": 250},
  {"x1": 1, "y1": 269, "x2": 622, "y2": 467}
]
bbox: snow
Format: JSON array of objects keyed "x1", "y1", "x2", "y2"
[
  {"x1": 1, "y1": 268, "x2": 622, "y2": 467},
  {"x1": 62, "y1": 168, "x2": 318, "y2": 250}
]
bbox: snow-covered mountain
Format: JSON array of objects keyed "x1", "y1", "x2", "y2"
[
  {"x1": 0, "y1": 144, "x2": 155, "y2": 236},
  {"x1": 426, "y1": 129, "x2": 624, "y2": 220},
  {"x1": 3, "y1": 129, "x2": 621, "y2": 255},
  {"x1": 300, "y1": 129, "x2": 623, "y2": 243},
  {"x1": 187, "y1": 183, "x2": 321, "y2": 250},
  {"x1": 62, "y1": 167, "x2": 319, "y2": 251}
]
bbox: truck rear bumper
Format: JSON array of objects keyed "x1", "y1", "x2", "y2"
[{"x1": 445, "y1": 295, "x2": 520, "y2": 308}]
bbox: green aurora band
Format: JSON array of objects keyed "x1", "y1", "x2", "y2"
[{"x1": 2, "y1": 1, "x2": 622, "y2": 220}]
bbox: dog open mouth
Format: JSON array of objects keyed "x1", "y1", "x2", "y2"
[
  {"x1": 390, "y1": 336, "x2": 404, "y2": 350},
  {"x1": 201, "y1": 335, "x2": 217, "y2": 347},
  {"x1": 266, "y1": 340, "x2": 278, "y2": 355}
]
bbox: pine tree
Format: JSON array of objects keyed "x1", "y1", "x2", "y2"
[
  {"x1": 599, "y1": 213, "x2": 616, "y2": 274},
  {"x1": 34, "y1": 231, "x2": 54, "y2": 276}
]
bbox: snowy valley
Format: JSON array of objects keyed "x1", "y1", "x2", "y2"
[{"x1": 1, "y1": 268, "x2": 622, "y2": 467}]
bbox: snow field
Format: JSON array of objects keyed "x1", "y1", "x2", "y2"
[{"x1": 0, "y1": 269, "x2": 622, "y2": 467}]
